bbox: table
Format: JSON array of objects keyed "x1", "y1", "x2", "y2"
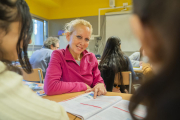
[{"x1": 43, "y1": 92, "x2": 132, "y2": 120}]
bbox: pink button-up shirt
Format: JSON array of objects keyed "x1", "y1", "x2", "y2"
[{"x1": 44, "y1": 46, "x2": 104, "y2": 95}]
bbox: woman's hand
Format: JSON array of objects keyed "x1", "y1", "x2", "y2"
[
  {"x1": 85, "y1": 83, "x2": 107, "y2": 99},
  {"x1": 139, "y1": 61, "x2": 143, "y2": 66}
]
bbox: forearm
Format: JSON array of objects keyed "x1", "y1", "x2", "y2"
[{"x1": 44, "y1": 79, "x2": 87, "y2": 95}]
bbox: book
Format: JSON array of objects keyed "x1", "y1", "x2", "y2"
[
  {"x1": 22, "y1": 81, "x2": 44, "y2": 91},
  {"x1": 59, "y1": 92, "x2": 146, "y2": 120},
  {"x1": 36, "y1": 90, "x2": 46, "y2": 96},
  {"x1": 22, "y1": 81, "x2": 46, "y2": 96},
  {"x1": 133, "y1": 66, "x2": 142, "y2": 70}
]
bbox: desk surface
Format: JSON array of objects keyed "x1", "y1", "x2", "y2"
[{"x1": 43, "y1": 92, "x2": 132, "y2": 120}]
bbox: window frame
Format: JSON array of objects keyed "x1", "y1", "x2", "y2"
[{"x1": 28, "y1": 14, "x2": 49, "y2": 58}]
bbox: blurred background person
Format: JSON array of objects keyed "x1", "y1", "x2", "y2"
[
  {"x1": 30, "y1": 37, "x2": 59, "y2": 78},
  {"x1": 129, "y1": 47, "x2": 143, "y2": 67},
  {"x1": 129, "y1": 0, "x2": 180, "y2": 119}
]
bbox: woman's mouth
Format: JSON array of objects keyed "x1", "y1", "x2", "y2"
[{"x1": 76, "y1": 45, "x2": 83, "y2": 50}]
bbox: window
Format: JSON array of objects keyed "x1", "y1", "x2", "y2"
[{"x1": 28, "y1": 18, "x2": 48, "y2": 58}]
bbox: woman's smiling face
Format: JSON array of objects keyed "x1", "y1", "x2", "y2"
[{"x1": 66, "y1": 25, "x2": 91, "y2": 55}]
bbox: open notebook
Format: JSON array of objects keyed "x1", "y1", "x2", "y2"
[
  {"x1": 59, "y1": 92, "x2": 146, "y2": 120},
  {"x1": 22, "y1": 81, "x2": 44, "y2": 90},
  {"x1": 22, "y1": 81, "x2": 46, "y2": 96}
]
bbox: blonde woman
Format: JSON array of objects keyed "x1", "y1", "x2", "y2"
[{"x1": 44, "y1": 19, "x2": 106, "y2": 98}]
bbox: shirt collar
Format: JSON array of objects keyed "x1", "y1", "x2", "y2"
[{"x1": 65, "y1": 45, "x2": 90, "y2": 61}]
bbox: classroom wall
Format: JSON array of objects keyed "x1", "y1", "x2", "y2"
[
  {"x1": 26, "y1": 0, "x2": 132, "y2": 19},
  {"x1": 48, "y1": 0, "x2": 132, "y2": 19},
  {"x1": 25, "y1": 0, "x2": 50, "y2": 19},
  {"x1": 26, "y1": 0, "x2": 134, "y2": 56},
  {"x1": 49, "y1": 15, "x2": 135, "y2": 56},
  {"x1": 49, "y1": 15, "x2": 106, "y2": 54}
]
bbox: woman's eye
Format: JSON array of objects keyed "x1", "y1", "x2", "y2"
[
  {"x1": 85, "y1": 38, "x2": 89, "y2": 41},
  {"x1": 77, "y1": 36, "x2": 82, "y2": 39}
]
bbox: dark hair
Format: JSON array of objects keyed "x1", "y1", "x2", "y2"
[
  {"x1": 99, "y1": 36, "x2": 128, "y2": 92},
  {"x1": 129, "y1": 0, "x2": 180, "y2": 120},
  {"x1": 0, "y1": 0, "x2": 33, "y2": 74}
]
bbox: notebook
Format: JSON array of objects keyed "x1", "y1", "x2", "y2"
[
  {"x1": 133, "y1": 66, "x2": 142, "y2": 70},
  {"x1": 23, "y1": 81, "x2": 44, "y2": 90},
  {"x1": 59, "y1": 92, "x2": 146, "y2": 120},
  {"x1": 36, "y1": 90, "x2": 46, "y2": 96}
]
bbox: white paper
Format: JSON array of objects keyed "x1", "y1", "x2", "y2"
[
  {"x1": 59, "y1": 92, "x2": 122, "y2": 119},
  {"x1": 87, "y1": 100, "x2": 146, "y2": 120},
  {"x1": 133, "y1": 66, "x2": 142, "y2": 70}
]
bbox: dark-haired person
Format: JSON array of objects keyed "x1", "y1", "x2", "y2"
[
  {"x1": 99, "y1": 36, "x2": 138, "y2": 93},
  {"x1": 129, "y1": 0, "x2": 180, "y2": 120},
  {"x1": 30, "y1": 37, "x2": 59, "y2": 78},
  {"x1": 0, "y1": 0, "x2": 68, "y2": 119}
]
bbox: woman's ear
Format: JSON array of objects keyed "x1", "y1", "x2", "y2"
[{"x1": 66, "y1": 32, "x2": 70, "y2": 42}]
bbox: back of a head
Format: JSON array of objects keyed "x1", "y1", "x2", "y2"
[
  {"x1": 43, "y1": 37, "x2": 59, "y2": 49},
  {"x1": 129, "y1": 0, "x2": 180, "y2": 120},
  {"x1": 0, "y1": 0, "x2": 17, "y2": 22},
  {"x1": 133, "y1": 0, "x2": 180, "y2": 65},
  {"x1": 0, "y1": 0, "x2": 33, "y2": 73},
  {"x1": 99, "y1": 36, "x2": 127, "y2": 73},
  {"x1": 104, "y1": 36, "x2": 121, "y2": 53}
]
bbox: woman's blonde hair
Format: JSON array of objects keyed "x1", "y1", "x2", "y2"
[{"x1": 65, "y1": 19, "x2": 93, "y2": 35}]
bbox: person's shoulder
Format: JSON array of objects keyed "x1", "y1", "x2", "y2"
[
  {"x1": 123, "y1": 55, "x2": 131, "y2": 63},
  {"x1": 87, "y1": 51, "x2": 95, "y2": 57},
  {"x1": 0, "y1": 70, "x2": 23, "y2": 90},
  {"x1": 32, "y1": 48, "x2": 51, "y2": 56},
  {"x1": 130, "y1": 52, "x2": 140, "y2": 56},
  {"x1": 123, "y1": 55, "x2": 128, "y2": 59},
  {"x1": 56, "y1": 49, "x2": 65, "y2": 54},
  {"x1": 30, "y1": 49, "x2": 39, "y2": 58},
  {"x1": 51, "y1": 49, "x2": 66, "y2": 58},
  {"x1": 129, "y1": 52, "x2": 140, "y2": 59},
  {"x1": 40, "y1": 48, "x2": 53, "y2": 53},
  {"x1": 133, "y1": 52, "x2": 140, "y2": 56},
  {"x1": 85, "y1": 52, "x2": 97, "y2": 60},
  {"x1": 0, "y1": 63, "x2": 24, "y2": 97}
]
